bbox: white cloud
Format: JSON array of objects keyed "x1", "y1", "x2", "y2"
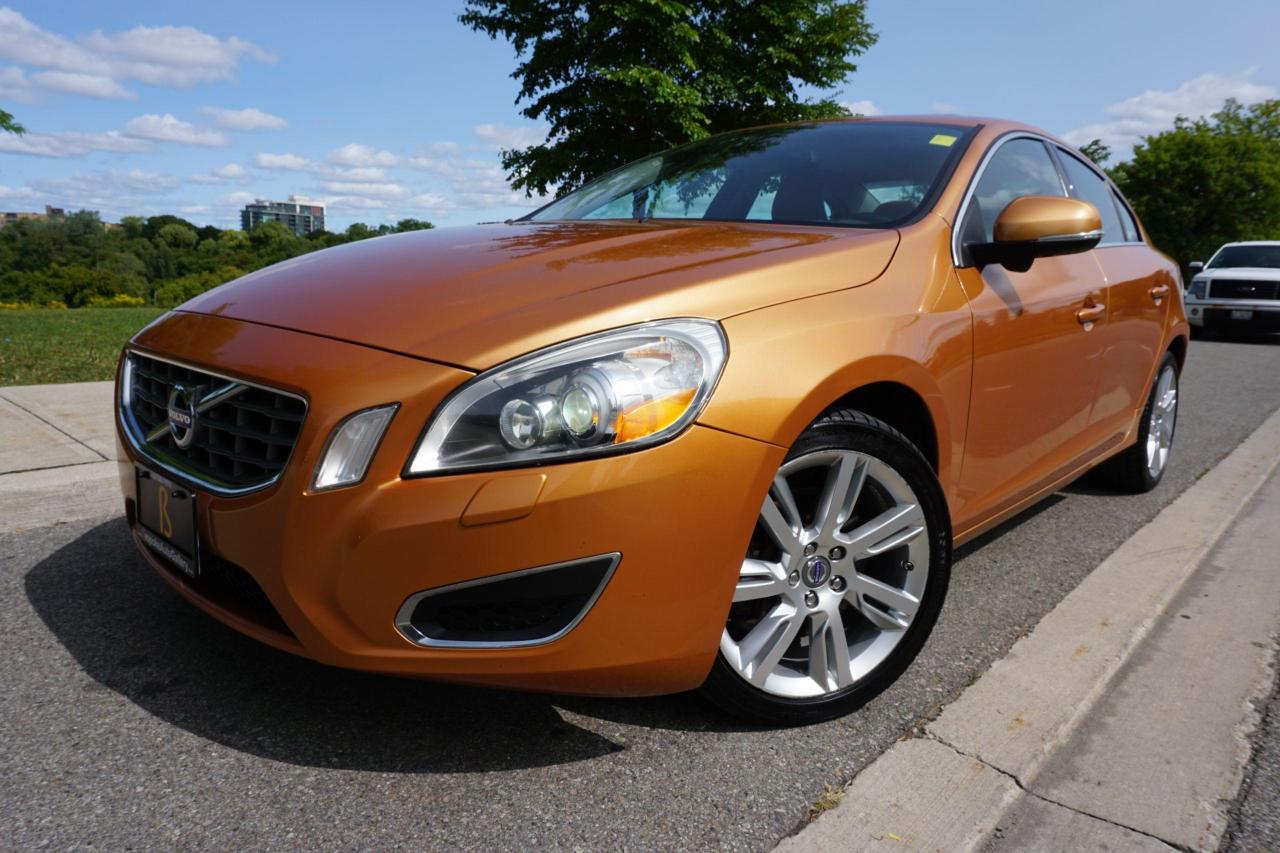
[
  {"x1": 201, "y1": 106, "x2": 286, "y2": 131},
  {"x1": 0, "y1": 183, "x2": 36, "y2": 201},
  {"x1": 1064, "y1": 69, "x2": 1278, "y2": 155},
  {"x1": 11, "y1": 169, "x2": 183, "y2": 216},
  {"x1": 0, "y1": 7, "x2": 275, "y2": 99},
  {"x1": 930, "y1": 101, "x2": 959, "y2": 114},
  {"x1": 0, "y1": 65, "x2": 35, "y2": 101},
  {"x1": 328, "y1": 166, "x2": 388, "y2": 181},
  {"x1": 255, "y1": 148, "x2": 395, "y2": 181},
  {"x1": 327, "y1": 142, "x2": 399, "y2": 168},
  {"x1": 30, "y1": 70, "x2": 135, "y2": 99},
  {"x1": 841, "y1": 99, "x2": 880, "y2": 116},
  {"x1": 123, "y1": 113, "x2": 229, "y2": 147},
  {"x1": 318, "y1": 180, "x2": 408, "y2": 199},
  {"x1": 189, "y1": 163, "x2": 250, "y2": 184},
  {"x1": 405, "y1": 192, "x2": 456, "y2": 212},
  {"x1": 254, "y1": 152, "x2": 315, "y2": 171},
  {"x1": 217, "y1": 191, "x2": 256, "y2": 206},
  {"x1": 473, "y1": 122, "x2": 547, "y2": 151},
  {"x1": 0, "y1": 129, "x2": 151, "y2": 158}
]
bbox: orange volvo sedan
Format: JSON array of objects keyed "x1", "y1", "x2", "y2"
[{"x1": 116, "y1": 117, "x2": 1187, "y2": 723}]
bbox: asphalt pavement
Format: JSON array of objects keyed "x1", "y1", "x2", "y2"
[
  {"x1": 2, "y1": 333, "x2": 1279, "y2": 851},
  {"x1": 1225, "y1": 642, "x2": 1280, "y2": 851}
]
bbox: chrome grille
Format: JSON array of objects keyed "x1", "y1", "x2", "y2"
[
  {"x1": 1209, "y1": 279, "x2": 1280, "y2": 300},
  {"x1": 123, "y1": 352, "x2": 307, "y2": 493}
]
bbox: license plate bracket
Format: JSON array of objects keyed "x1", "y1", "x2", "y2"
[{"x1": 135, "y1": 465, "x2": 200, "y2": 578}]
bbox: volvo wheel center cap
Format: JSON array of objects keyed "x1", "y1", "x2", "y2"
[
  {"x1": 167, "y1": 384, "x2": 199, "y2": 449},
  {"x1": 802, "y1": 555, "x2": 832, "y2": 588}
]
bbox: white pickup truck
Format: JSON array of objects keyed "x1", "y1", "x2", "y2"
[{"x1": 1184, "y1": 241, "x2": 1280, "y2": 336}]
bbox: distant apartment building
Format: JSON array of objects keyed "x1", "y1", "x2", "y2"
[
  {"x1": 240, "y1": 196, "x2": 325, "y2": 236},
  {"x1": 1, "y1": 205, "x2": 66, "y2": 226}
]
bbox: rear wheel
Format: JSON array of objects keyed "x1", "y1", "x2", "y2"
[
  {"x1": 702, "y1": 410, "x2": 951, "y2": 725},
  {"x1": 1096, "y1": 352, "x2": 1179, "y2": 493}
]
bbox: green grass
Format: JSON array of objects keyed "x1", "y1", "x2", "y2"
[{"x1": 0, "y1": 307, "x2": 164, "y2": 386}]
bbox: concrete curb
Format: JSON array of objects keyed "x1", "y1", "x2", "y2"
[{"x1": 778, "y1": 406, "x2": 1280, "y2": 852}]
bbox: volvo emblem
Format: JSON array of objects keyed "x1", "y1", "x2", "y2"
[
  {"x1": 167, "y1": 384, "x2": 201, "y2": 449},
  {"x1": 802, "y1": 556, "x2": 832, "y2": 588}
]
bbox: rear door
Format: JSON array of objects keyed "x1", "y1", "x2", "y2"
[
  {"x1": 1054, "y1": 147, "x2": 1172, "y2": 442},
  {"x1": 951, "y1": 136, "x2": 1111, "y2": 530}
]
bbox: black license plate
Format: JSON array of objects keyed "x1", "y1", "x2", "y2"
[{"x1": 135, "y1": 466, "x2": 200, "y2": 578}]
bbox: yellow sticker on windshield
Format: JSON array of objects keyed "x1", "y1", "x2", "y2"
[{"x1": 929, "y1": 134, "x2": 958, "y2": 147}]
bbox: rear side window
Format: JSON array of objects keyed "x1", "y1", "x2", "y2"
[
  {"x1": 961, "y1": 138, "x2": 1064, "y2": 245},
  {"x1": 1056, "y1": 149, "x2": 1125, "y2": 245},
  {"x1": 1113, "y1": 192, "x2": 1142, "y2": 242}
]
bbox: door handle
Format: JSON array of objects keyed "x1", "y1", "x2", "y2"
[
  {"x1": 1076, "y1": 303, "x2": 1105, "y2": 326},
  {"x1": 1149, "y1": 284, "x2": 1170, "y2": 304}
]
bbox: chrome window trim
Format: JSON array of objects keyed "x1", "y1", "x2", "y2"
[
  {"x1": 394, "y1": 552, "x2": 622, "y2": 650},
  {"x1": 119, "y1": 349, "x2": 309, "y2": 497},
  {"x1": 949, "y1": 131, "x2": 1069, "y2": 268}
]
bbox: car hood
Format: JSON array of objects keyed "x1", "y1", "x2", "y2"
[
  {"x1": 180, "y1": 220, "x2": 899, "y2": 370},
  {"x1": 1202, "y1": 267, "x2": 1280, "y2": 278}
]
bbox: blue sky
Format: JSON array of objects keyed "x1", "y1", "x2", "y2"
[{"x1": 1, "y1": 1, "x2": 1277, "y2": 230}]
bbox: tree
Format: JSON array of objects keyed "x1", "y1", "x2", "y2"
[
  {"x1": 460, "y1": 0, "x2": 877, "y2": 196},
  {"x1": 1077, "y1": 138, "x2": 1110, "y2": 167},
  {"x1": 392, "y1": 218, "x2": 435, "y2": 232},
  {"x1": 0, "y1": 108, "x2": 23, "y2": 135},
  {"x1": 1111, "y1": 98, "x2": 1280, "y2": 265}
]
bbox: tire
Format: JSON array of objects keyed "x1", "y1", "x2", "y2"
[
  {"x1": 1095, "y1": 352, "x2": 1180, "y2": 493},
  {"x1": 702, "y1": 409, "x2": 951, "y2": 726}
]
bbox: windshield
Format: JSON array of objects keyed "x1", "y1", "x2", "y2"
[
  {"x1": 527, "y1": 121, "x2": 974, "y2": 229},
  {"x1": 1207, "y1": 245, "x2": 1280, "y2": 269}
]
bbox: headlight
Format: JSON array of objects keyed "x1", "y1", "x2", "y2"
[
  {"x1": 1188, "y1": 277, "x2": 1208, "y2": 299},
  {"x1": 406, "y1": 319, "x2": 727, "y2": 475}
]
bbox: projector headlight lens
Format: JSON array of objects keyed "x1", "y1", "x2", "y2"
[{"x1": 406, "y1": 319, "x2": 727, "y2": 475}]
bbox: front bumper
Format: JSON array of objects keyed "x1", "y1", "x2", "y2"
[
  {"x1": 1185, "y1": 298, "x2": 1280, "y2": 330},
  {"x1": 117, "y1": 311, "x2": 783, "y2": 696}
]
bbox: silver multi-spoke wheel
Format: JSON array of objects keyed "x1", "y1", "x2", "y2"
[
  {"x1": 720, "y1": 449, "x2": 930, "y2": 699},
  {"x1": 1145, "y1": 363, "x2": 1178, "y2": 479}
]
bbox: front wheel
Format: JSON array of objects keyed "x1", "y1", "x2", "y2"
[{"x1": 702, "y1": 410, "x2": 951, "y2": 725}]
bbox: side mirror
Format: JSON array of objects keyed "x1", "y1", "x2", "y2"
[
  {"x1": 1187, "y1": 261, "x2": 1204, "y2": 274},
  {"x1": 968, "y1": 196, "x2": 1103, "y2": 273}
]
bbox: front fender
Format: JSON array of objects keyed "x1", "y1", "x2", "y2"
[{"x1": 698, "y1": 234, "x2": 973, "y2": 507}]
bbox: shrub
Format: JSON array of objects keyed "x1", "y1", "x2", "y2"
[{"x1": 86, "y1": 293, "x2": 147, "y2": 308}]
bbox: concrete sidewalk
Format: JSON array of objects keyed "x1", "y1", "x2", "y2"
[
  {"x1": 0, "y1": 381, "x2": 121, "y2": 534},
  {"x1": 780, "y1": 408, "x2": 1280, "y2": 852}
]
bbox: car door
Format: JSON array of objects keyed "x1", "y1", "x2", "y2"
[
  {"x1": 1053, "y1": 146, "x2": 1173, "y2": 441},
  {"x1": 950, "y1": 136, "x2": 1111, "y2": 530}
]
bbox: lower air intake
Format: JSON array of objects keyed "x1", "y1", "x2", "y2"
[{"x1": 395, "y1": 553, "x2": 620, "y2": 648}]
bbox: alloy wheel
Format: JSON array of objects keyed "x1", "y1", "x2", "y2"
[
  {"x1": 720, "y1": 449, "x2": 930, "y2": 699},
  {"x1": 1145, "y1": 364, "x2": 1178, "y2": 479}
]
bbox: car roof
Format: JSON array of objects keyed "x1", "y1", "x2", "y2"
[
  {"x1": 841, "y1": 114, "x2": 1070, "y2": 148},
  {"x1": 1216, "y1": 241, "x2": 1280, "y2": 248}
]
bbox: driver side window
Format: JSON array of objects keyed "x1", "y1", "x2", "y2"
[{"x1": 961, "y1": 138, "x2": 1065, "y2": 246}]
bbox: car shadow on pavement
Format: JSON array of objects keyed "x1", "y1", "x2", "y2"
[
  {"x1": 952, "y1": 493, "x2": 1065, "y2": 560},
  {"x1": 23, "y1": 518, "x2": 671, "y2": 773}
]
